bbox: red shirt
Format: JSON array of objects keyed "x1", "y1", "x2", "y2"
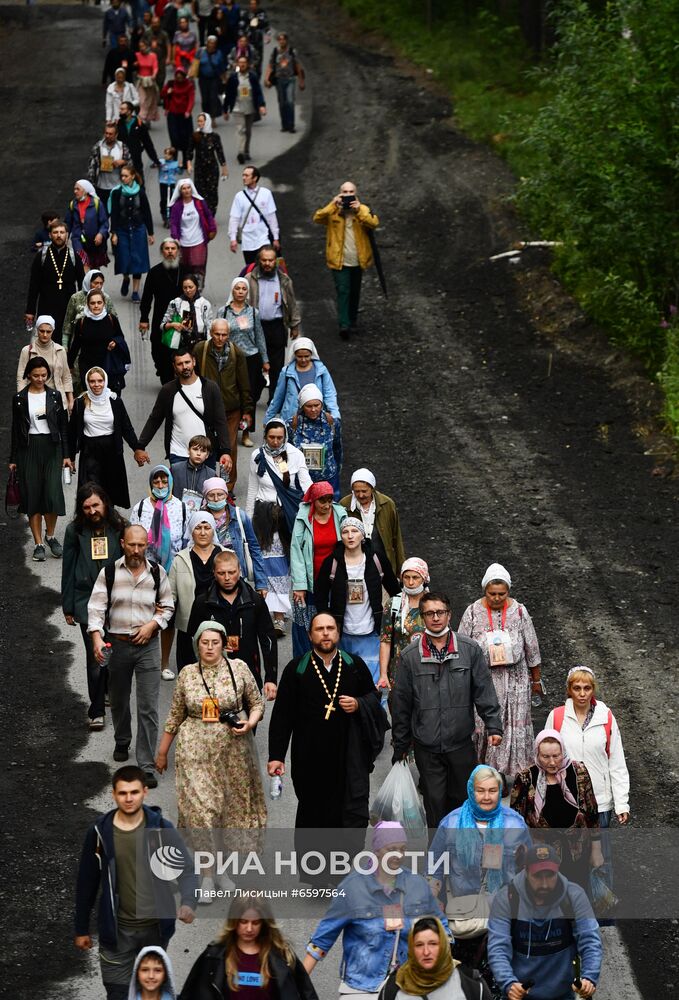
[
  {"x1": 313, "y1": 516, "x2": 338, "y2": 581},
  {"x1": 231, "y1": 949, "x2": 274, "y2": 1000}
]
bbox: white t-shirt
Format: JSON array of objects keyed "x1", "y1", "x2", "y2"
[
  {"x1": 170, "y1": 380, "x2": 206, "y2": 457},
  {"x1": 28, "y1": 391, "x2": 48, "y2": 435},
  {"x1": 343, "y1": 556, "x2": 374, "y2": 636},
  {"x1": 84, "y1": 399, "x2": 115, "y2": 437},
  {"x1": 180, "y1": 201, "x2": 204, "y2": 247},
  {"x1": 228, "y1": 187, "x2": 279, "y2": 251}
]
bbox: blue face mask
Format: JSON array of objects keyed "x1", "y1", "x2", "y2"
[
  {"x1": 152, "y1": 485, "x2": 169, "y2": 500},
  {"x1": 207, "y1": 499, "x2": 227, "y2": 512}
]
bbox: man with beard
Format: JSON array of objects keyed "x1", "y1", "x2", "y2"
[
  {"x1": 187, "y1": 549, "x2": 277, "y2": 696},
  {"x1": 25, "y1": 219, "x2": 85, "y2": 345},
  {"x1": 62, "y1": 484, "x2": 129, "y2": 732},
  {"x1": 139, "y1": 237, "x2": 183, "y2": 383},
  {"x1": 117, "y1": 100, "x2": 161, "y2": 181},
  {"x1": 488, "y1": 845, "x2": 601, "y2": 1000},
  {"x1": 137, "y1": 349, "x2": 233, "y2": 475},
  {"x1": 87, "y1": 525, "x2": 174, "y2": 787},
  {"x1": 88, "y1": 123, "x2": 130, "y2": 204},
  {"x1": 246, "y1": 245, "x2": 301, "y2": 404},
  {"x1": 391, "y1": 592, "x2": 502, "y2": 827},
  {"x1": 268, "y1": 613, "x2": 387, "y2": 834}
]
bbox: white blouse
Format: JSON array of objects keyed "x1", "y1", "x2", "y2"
[{"x1": 245, "y1": 444, "x2": 312, "y2": 517}]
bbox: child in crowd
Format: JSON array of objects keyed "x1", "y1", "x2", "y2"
[
  {"x1": 128, "y1": 946, "x2": 176, "y2": 1000},
  {"x1": 31, "y1": 210, "x2": 59, "y2": 252},
  {"x1": 170, "y1": 434, "x2": 216, "y2": 512},
  {"x1": 158, "y1": 146, "x2": 180, "y2": 227}
]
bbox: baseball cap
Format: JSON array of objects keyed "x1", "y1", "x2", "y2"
[{"x1": 526, "y1": 844, "x2": 560, "y2": 873}]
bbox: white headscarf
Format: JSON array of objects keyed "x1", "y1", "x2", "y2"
[
  {"x1": 481, "y1": 563, "x2": 512, "y2": 590},
  {"x1": 226, "y1": 275, "x2": 250, "y2": 306},
  {"x1": 75, "y1": 179, "x2": 97, "y2": 200},
  {"x1": 35, "y1": 315, "x2": 56, "y2": 331},
  {"x1": 83, "y1": 291, "x2": 109, "y2": 321},
  {"x1": 187, "y1": 510, "x2": 217, "y2": 548},
  {"x1": 84, "y1": 367, "x2": 113, "y2": 407},
  {"x1": 292, "y1": 337, "x2": 319, "y2": 360},
  {"x1": 351, "y1": 468, "x2": 376, "y2": 488},
  {"x1": 197, "y1": 112, "x2": 213, "y2": 133},
  {"x1": 168, "y1": 177, "x2": 204, "y2": 206},
  {"x1": 298, "y1": 384, "x2": 323, "y2": 408},
  {"x1": 82, "y1": 270, "x2": 105, "y2": 294}
]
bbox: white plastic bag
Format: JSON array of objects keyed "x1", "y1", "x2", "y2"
[{"x1": 370, "y1": 761, "x2": 427, "y2": 840}]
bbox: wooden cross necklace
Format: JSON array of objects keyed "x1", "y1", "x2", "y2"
[
  {"x1": 310, "y1": 650, "x2": 343, "y2": 720},
  {"x1": 49, "y1": 246, "x2": 68, "y2": 291}
]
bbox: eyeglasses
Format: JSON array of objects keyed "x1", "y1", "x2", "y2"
[{"x1": 422, "y1": 609, "x2": 449, "y2": 619}]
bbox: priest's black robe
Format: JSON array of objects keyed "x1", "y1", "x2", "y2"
[{"x1": 25, "y1": 245, "x2": 85, "y2": 344}]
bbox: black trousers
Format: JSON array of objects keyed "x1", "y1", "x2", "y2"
[
  {"x1": 261, "y1": 318, "x2": 287, "y2": 403},
  {"x1": 150, "y1": 325, "x2": 175, "y2": 384},
  {"x1": 414, "y1": 740, "x2": 477, "y2": 829}
]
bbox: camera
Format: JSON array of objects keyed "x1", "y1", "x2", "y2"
[
  {"x1": 341, "y1": 194, "x2": 355, "y2": 209},
  {"x1": 219, "y1": 709, "x2": 243, "y2": 728}
]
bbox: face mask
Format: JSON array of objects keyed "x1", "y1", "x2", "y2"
[
  {"x1": 207, "y1": 499, "x2": 227, "y2": 512},
  {"x1": 152, "y1": 485, "x2": 169, "y2": 499},
  {"x1": 425, "y1": 625, "x2": 450, "y2": 638},
  {"x1": 264, "y1": 442, "x2": 285, "y2": 458},
  {"x1": 403, "y1": 583, "x2": 424, "y2": 596}
]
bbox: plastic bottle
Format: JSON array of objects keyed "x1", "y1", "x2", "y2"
[
  {"x1": 100, "y1": 643, "x2": 113, "y2": 666},
  {"x1": 63, "y1": 466, "x2": 72, "y2": 485},
  {"x1": 270, "y1": 775, "x2": 283, "y2": 800}
]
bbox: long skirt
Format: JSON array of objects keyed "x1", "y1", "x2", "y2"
[
  {"x1": 261, "y1": 532, "x2": 291, "y2": 617},
  {"x1": 180, "y1": 241, "x2": 208, "y2": 285},
  {"x1": 195, "y1": 160, "x2": 220, "y2": 216},
  {"x1": 138, "y1": 79, "x2": 159, "y2": 122},
  {"x1": 473, "y1": 658, "x2": 535, "y2": 775},
  {"x1": 292, "y1": 596, "x2": 315, "y2": 657},
  {"x1": 18, "y1": 435, "x2": 65, "y2": 517},
  {"x1": 341, "y1": 630, "x2": 380, "y2": 685},
  {"x1": 77, "y1": 434, "x2": 131, "y2": 508},
  {"x1": 114, "y1": 225, "x2": 150, "y2": 276}
]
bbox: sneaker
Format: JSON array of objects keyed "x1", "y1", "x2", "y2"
[
  {"x1": 161, "y1": 668, "x2": 176, "y2": 681},
  {"x1": 131, "y1": 291, "x2": 140, "y2": 303},
  {"x1": 113, "y1": 744, "x2": 129, "y2": 762},
  {"x1": 144, "y1": 771, "x2": 158, "y2": 789},
  {"x1": 121, "y1": 276, "x2": 130, "y2": 297},
  {"x1": 273, "y1": 615, "x2": 287, "y2": 638},
  {"x1": 241, "y1": 432, "x2": 254, "y2": 447},
  {"x1": 198, "y1": 876, "x2": 216, "y2": 903},
  {"x1": 32, "y1": 544, "x2": 46, "y2": 562},
  {"x1": 88, "y1": 717, "x2": 105, "y2": 731},
  {"x1": 45, "y1": 536, "x2": 63, "y2": 558}
]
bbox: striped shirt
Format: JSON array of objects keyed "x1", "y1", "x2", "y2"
[{"x1": 87, "y1": 557, "x2": 175, "y2": 636}]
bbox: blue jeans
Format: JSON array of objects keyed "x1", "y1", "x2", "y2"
[{"x1": 275, "y1": 77, "x2": 296, "y2": 130}]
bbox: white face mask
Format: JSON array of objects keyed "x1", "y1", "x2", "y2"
[
  {"x1": 425, "y1": 625, "x2": 450, "y2": 638},
  {"x1": 403, "y1": 583, "x2": 424, "y2": 596}
]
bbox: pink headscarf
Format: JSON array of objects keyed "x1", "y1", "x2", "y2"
[
  {"x1": 400, "y1": 557, "x2": 429, "y2": 582},
  {"x1": 533, "y1": 728, "x2": 579, "y2": 820},
  {"x1": 303, "y1": 480, "x2": 334, "y2": 517}
]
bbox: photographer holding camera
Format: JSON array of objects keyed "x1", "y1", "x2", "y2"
[
  {"x1": 155, "y1": 619, "x2": 267, "y2": 895},
  {"x1": 313, "y1": 181, "x2": 379, "y2": 340}
]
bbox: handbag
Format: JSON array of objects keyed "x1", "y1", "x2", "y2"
[
  {"x1": 445, "y1": 873, "x2": 491, "y2": 939},
  {"x1": 188, "y1": 57, "x2": 201, "y2": 79},
  {"x1": 5, "y1": 468, "x2": 20, "y2": 519}
]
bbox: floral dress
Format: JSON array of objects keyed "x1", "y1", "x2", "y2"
[
  {"x1": 379, "y1": 595, "x2": 425, "y2": 687},
  {"x1": 286, "y1": 412, "x2": 342, "y2": 498},
  {"x1": 164, "y1": 656, "x2": 267, "y2": 834},
  {"x1": 458, "y1": 598, "x2": 540, "y2": 776}
]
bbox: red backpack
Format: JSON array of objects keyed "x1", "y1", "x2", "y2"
[{"x1": 552, "y1": 703, "x2": 613, "y2": 757}]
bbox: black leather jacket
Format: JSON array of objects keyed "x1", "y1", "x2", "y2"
[{"x1": 10, "y1": 386, "x2": 68, "y2": 462}]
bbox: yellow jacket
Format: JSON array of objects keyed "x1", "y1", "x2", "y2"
[{"x1": 312, "y1": 200, "x2": 380, "y2": 270}]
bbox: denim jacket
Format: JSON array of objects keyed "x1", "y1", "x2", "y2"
[{"x1": 308, "y1": 870, "x2": 447, "y2": 991}]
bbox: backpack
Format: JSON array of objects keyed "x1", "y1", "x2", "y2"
[
  {"x1": 104, "y1": 560, "x2": 161, "y2": 629},
  {"x1": 552, "y1": 704, "x2": 613, "y2": 757},
  {"x1": 40, "y1": 243, "x2": 76, "y2": 268}
]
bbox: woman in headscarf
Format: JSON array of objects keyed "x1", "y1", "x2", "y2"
[
  {"x1": 155, "y1": 620, "x2": 266, "y2": 894},
  {"x1": 315, "y1": 517, "x2": 400, "y2": 685},
  {"x1": 201, "y1": 477, "x2": 268, "y2": 590},
  {"x1": 62, "y1": 269, "x2": 118, "y2": 353},
  {"x1": 160, "y1": 66, "x2": 196, "y2": 170},
  {"x1": 106, "y1": 66, "x2": 140, "y2": 124},
  {"x1": 160, "y1": 272, "x2": 213, "y2": 351},
  {"x1": 218, "y1": 276, "x2": 268, "y2": 444},
  {"x1": 429, "y1": 765, "x2": 531, "y2": 984},
  {"x1": 167, "y1": 510, "x2": 222, "y2": 676},
  {"x1": 168, "y1": 176, "x2": 217, "y2": 286},
  {"x1": 287, "y1": 384, "x2": 343, "y2": 498},
  {"x1": 245, "y1": 419, "x2": 311, "y2": 636},
  {"x1": 109, "y1": 163, "x2": 154, "y2": 301},
  {"x1": 65, "y1": 179, "x2": 109, "y2": 270},
  {"x1": 378, "y1": 917, "x2": 491, "y2": 1000},
  {"x1": 458, "y1": 563, "x2": 542, "y2": 778},
  {"x1": 9, "y1": 356, "x2": 72, "y2": 563},
  {"x1": 187, "y1": 111, "x2": 228, "y2": 215},
  {"x1": 511, "y1": 729, "x2": 602, "y2": 895},
  {"x1": 135, "y1": 37, "x2": 160, "y2": 123},
  {"x1": 265, "y1": 337, "x2": 340, "y2": 424},
  {"x1": 128, "y1": 946, "x2": 176, "y2": 1000},
  {"x1": 339, "y1": 468, "x2": 406, "y2": 577},
  {"x1": 67, "y1": 289, "x2": 130, "y2": 395},
  {"x1": 378, "y1": 557, "x2": 429, "y2": 696},
  {"x1": 67, "y1": 367, "x2": 147, "y2": 508},
  {"x1": 290, "y1": 480, "x2": 346, "y2": 656},
  {"x1": 16, "y1": 315, "x2": 73, "y2": 412}
]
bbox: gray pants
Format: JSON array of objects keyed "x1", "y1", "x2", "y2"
[
  {"x1": 234, "y1": 111, "x2": 255, "y2": 157},
  {"x1": 100, "y1": 923, "x2": 167, "y2": 999},
  {"x1": 108, "y1": 636, "x2": 160, "y2": 770}
]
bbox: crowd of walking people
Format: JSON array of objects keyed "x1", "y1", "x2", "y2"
[{"x1": 8, "y1": 3, "x2": 634, "y2": 1000}]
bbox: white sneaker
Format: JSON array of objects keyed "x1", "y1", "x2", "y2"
[
  {"x1": 198, "y1": 876, "x2": 216, "y2": 904},
  {"x1": 161, "y1": 668, "x2": 176, "y2": 681}
]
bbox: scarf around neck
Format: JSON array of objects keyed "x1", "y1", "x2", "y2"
[
  {"x1": 395, "y1": 920, "x2": 456, "y2": 996},
  {"x1": 533, "y1": 728, "x2": 579, "y2": 820}
]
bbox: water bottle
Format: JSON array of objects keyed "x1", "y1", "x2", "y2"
[
  {"x1": 63, "y1": 466, "x2": 72, "y2": 485},
  {"x1": 270, "y1": 774, "x2": 283, "y2": 800},
  {"x1": 100, "y1": 643, "x2": 113, "y2": 666},
  {"x1": 531, "y1": 678, "x2": 545, "y2": 709}
]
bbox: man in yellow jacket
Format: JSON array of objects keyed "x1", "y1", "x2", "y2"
[{"x1": 313, "y1": 181, "x2": 379, "y2": 339}]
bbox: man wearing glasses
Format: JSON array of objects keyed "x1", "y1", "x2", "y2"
[{"x1": 390, "y1": 591, "x2": 502, "y2": 828}]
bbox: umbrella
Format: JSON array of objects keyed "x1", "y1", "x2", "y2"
[{"x1": 367, "y1": 228, "x2": 388, "y2": 298}]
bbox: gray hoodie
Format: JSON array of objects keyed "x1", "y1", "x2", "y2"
[{"x1": 128, "y1": 946, "x2": 177, "y2": 1000}]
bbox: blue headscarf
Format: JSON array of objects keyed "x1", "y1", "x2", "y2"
[{"x1": 457, "y1": 764, "x2": 505, "y2": 893}]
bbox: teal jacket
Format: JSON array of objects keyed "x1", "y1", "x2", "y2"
[
  {"x1": 289, "y1": 503, "x2": 346, "y2": 591},
  {"x1": 61, "y1": 521, "x2": 123, "y2": 622}
]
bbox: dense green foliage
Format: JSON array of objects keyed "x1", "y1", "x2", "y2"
[{"x1": 339, "y1": 0, "x2": 679, "y2": 435}]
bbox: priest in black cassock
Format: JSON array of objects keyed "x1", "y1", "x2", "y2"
[
  {"x1": 268, "y1": 612, "x2": 388, "y2": 833},
  {"x1": 25, "y1": 220, "x2": 85, "y2": 345}
]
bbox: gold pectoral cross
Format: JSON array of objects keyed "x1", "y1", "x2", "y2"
[{"x1": 324, "y1": 701, "x2": 336, "y2": 721}]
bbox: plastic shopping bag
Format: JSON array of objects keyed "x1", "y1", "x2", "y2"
[{"x1": 370, "y1": 761, "x2": 427, "y2": 840}]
